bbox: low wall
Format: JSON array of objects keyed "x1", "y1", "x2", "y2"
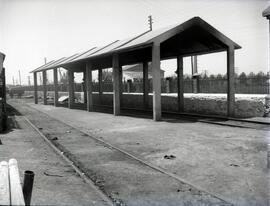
[{"x1": 24, "y1": 91, "x2": 266, "y2": 118}]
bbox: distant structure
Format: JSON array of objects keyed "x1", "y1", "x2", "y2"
[{"x1": 123, "y1": 63, "x2": 164, "y2": 80}]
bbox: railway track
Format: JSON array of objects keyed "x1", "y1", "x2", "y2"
[
  {"x1": 12, "y1": 102, "x2": 236, "y2": 206},
  {"x1": 45, "y1": 102, "x2": 270, "y2": 131}
]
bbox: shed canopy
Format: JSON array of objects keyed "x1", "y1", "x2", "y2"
[{"x1": 31, "y1": 16, "x2": 241, "y2": 73}]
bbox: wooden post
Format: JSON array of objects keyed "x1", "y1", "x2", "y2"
[
  {"x1": 143, "y1": 61, "x2": 149, "y2": 109},
  {"x1": 152, "y1": 43, "x2": 161, "y2": 121},
  {"x1": 177, "y1": 56, "x2": 184, "y2": 112},
  {"x1": 33, "y1": 72, "x2": 38, "y2": 104},
  {"x1": 42, "y1": 70, "x2": 47, "y2": 105},
  {"x1": 68, "y1": 70, "x2": 75, "y2": 109},
  {"x1": 53, "y1": 68, "x2": 58, "y2": 106},
  {"x1": 86, "y1": 63, "x2": 93, "y2": 111},
  {"x1": 227, "y1": 45, "x2": 235, "y2": 117},
  {"x1": 113, "y1": 54, "x2": 121, "y2": 116},
  {"x1": 98, "y1": 69, "x2": 103, "y2": 95}
]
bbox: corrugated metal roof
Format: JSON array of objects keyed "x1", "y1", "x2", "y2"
[
  {"x1": 263, "y1": 6, "x2": 270, "y2": 17},
  {"x1": 114, "y1": 24, "x2": 177, "y2": 52},
  {"x1": 31, "y1": 60, "x2": 56, "y2": 73},
  {"x1": 31, "y1": 17, "x2": 241, "y2": 73}
]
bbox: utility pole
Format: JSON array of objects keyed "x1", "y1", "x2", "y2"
[
  {"x1": 44, "y1": 57, "x2": 47, "y2": 64},
  {"x1": 12, "y1": 76, "x2": 15, "y2": 85},
  {"x1": 28, "y1": 76, "x2": 31, "y2": 86},
  {"x1": 148, "y1": 15, "x2": 153, "y2": 31},
  {"x1": 18, "y1": 70, "x2": 21, "y2": 86}
]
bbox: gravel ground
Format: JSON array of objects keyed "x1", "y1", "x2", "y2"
[
  {"x1": 13, "y1": 98, "x2": 270, "y2": 206},
  {"x1": 8, "y1": 99, "x2": 235, "y2": 206},
  {"x1": 0, "y1": 105, "x2": 111, "y2": 206}
]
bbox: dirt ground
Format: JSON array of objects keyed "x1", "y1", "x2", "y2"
[
  {"x1": 0, "y1": 105, "x2": 111, "y2": 206},
  {"x1": 7, "y1": 99, "x2": 270, "y2": 206}
]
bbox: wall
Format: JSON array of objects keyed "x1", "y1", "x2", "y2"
[{"x1": 24, "y1": 91, "x2": 266, "y2": 118}]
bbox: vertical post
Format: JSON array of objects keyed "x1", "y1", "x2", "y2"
[
  {"x1": 42, "y1": 70, "x2": 47, "y2": 105},
  {"x1": 113, "y1": 54, "x2": 121, "y2": 116},
  {"x1": 68, "y1": 70, "x2": 75, "y2": 109},
  {"x1": 143, "y1": 61, "x2": 149, "y2": 109},
  {"x1": 33, "y1": 72, "x2": 38, "y2": 104},
  {"x1": 177, "y1": 56, "x2": 184, "y2": 112},
  {"x1": 127, "y1": 80, "x2": 132, "y2": 93},
  {"x1": 98, "y1": 69, "x2": 103, "y2": 95},
  {"x1": 152, "y1": 43, "x2": 161, "y2": 121},
  {"x1": 53, "y1": 68, "x2": 58, "y2": 106},
  {"x1": 86, "y1": 62, "x2": 93, "y2": 111},
  {"x1": 119, "y1": 66, "x2": 123, "y2": 106},
  {"x1": 191, "y1": 56, "x2": 199, "y2": 93},
  {"x1": 98, "y1": 69, "x2": 102, "y2": 104},
  {"x1": 227, "y1": 45, "x2": 235, "y2": 117},
  {"x1": 22, "y1": 171, "x2": 34, "y2": 206}
]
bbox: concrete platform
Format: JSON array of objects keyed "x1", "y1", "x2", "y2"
[{"x1": 11, "y1": 99, "x2": 269, "y2": 206}]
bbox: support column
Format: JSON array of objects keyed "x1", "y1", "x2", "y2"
[
  {"x1": 143, "y1": 61, "x2": 149, "y2": 109},
  {"x1": 177, "y1": 56, "x2": 184, "y2": 112},
  {"x1": 113, "y1": 54, "x2": 121, "y2": 116},
  {"x1": 42, "y1": 70, "x2": 47, "y2": 105},
  {"x1": 33, "y1": 72, "x2": 38, "y2": 104},
  {"x1": 152, "y1": 43, "x2": 161, "y2": 121},
  {"x1": 227, "y1": 45, "x2": 235, "y2": 117},
  {"x1": 53, "y1": 68, "x2": 58, "y2": 106},
  {"x1": 68, "y1": 70, "x2": 75, "y2": 109},
  {"x1": 86, "y1": 62, "x2": 93, "y2": 111}
]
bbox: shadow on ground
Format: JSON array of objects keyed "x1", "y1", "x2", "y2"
[{"x1": 1, "y1": 104, "x2": 22, "y2": 133}]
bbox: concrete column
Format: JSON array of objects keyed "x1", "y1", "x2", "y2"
[
  {"x1": 152, "y1": 43, "x2": 161, "y2": 121},
  {"x1": 177, "y1": 56, "x2": 184, "y2": 112},
  {"x1": 68, "y1": 70, "x2": 75, "y2": 109},
  {"x1": 227, "y1": 45, "x2": 235, "y2": 117},
  {"x1": 42, "y1": 70, "x2": 47, "y2": 105},
  {"x1": 143, "y1": 61, "x2": 149, "y2": 109},
  {"x1": 53, "y1": 68, "x2": 58, "y2": 106},
  {"x1": 33, "y1": 72, "x2": 38, "y2": 104},
  {"x1": 86, "y1": 62, "x2": 93, "y2": 111},
  {"x1": 113, "y1": 54, "x2": 121, "y2": 116}
]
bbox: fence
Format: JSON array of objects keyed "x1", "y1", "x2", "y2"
[{"x1": 10, "y1": 77, "x2": 269, "y2": 94}]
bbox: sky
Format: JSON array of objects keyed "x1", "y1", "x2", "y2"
[{"x1": 0, "y1": 0, "x2": 269, "y2": 85}]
